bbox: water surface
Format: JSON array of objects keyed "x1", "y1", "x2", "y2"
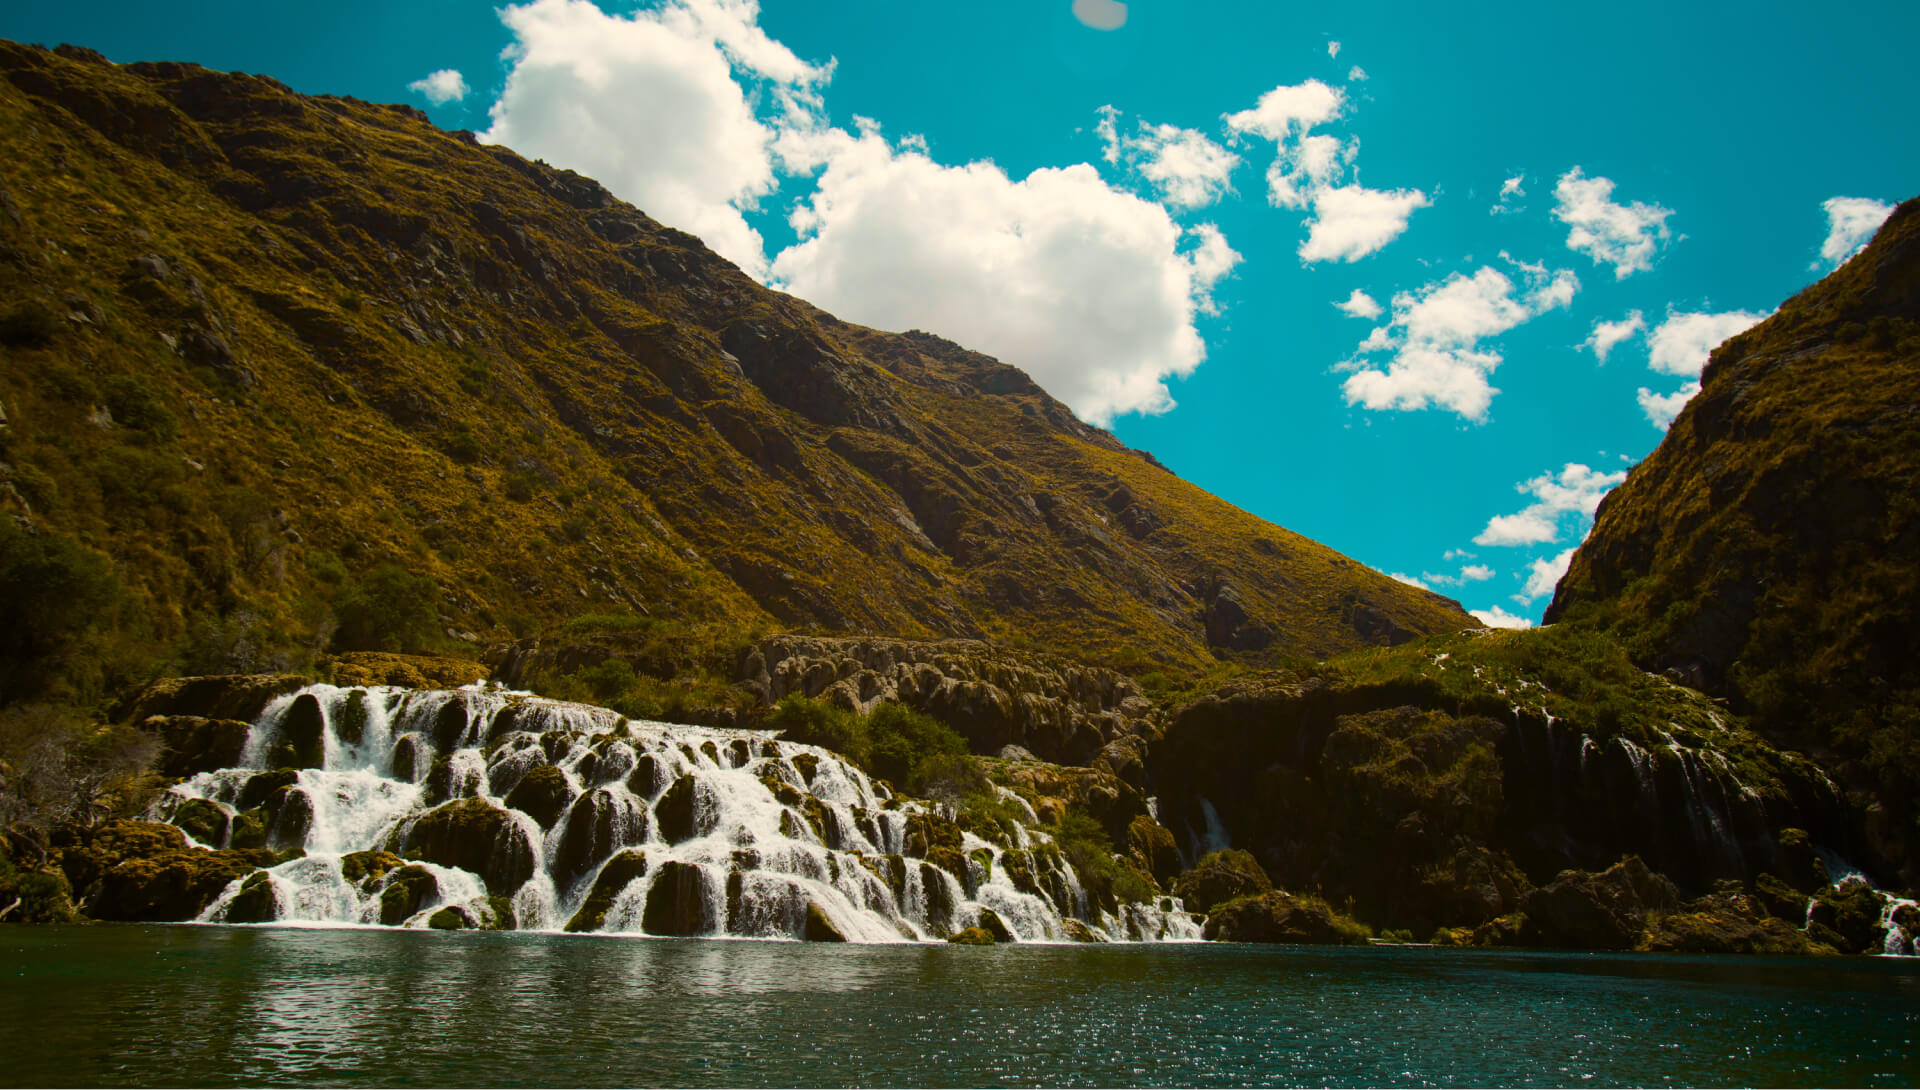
[{"x1": 3, "y1": 926, "x2": 1916, "y2": 1087}]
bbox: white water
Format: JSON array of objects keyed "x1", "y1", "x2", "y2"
[{"x1": 157, "y1": 683, "x2": 1199, "y2": 943}]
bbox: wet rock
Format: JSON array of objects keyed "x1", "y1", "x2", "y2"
[
  {"x1": 236, "y1": 768, "x2": 298, "y2": 811},
  {"x1": 504, "y1": 765, "x2": 572, "y2": 829},
  {"x1": 975, "y1": 907, "x2": 1013, "y2": 943},
  {"x1": 170, "y1": 797, "x2": 231, "y2": 846},
  {"x1": 378, "y1": 864, "x2": 440, "y2": 924},
  {"x1": 428, "y1": 904, "x2": 477, "y2": 929},
  {"x1": 1643, "y1": 890, "x2": 1837, "y2": 956},
  {"x1": 565, "y1": 849, "x2": 650, "y2": 932},
  {"x1": 552, "y1": 788, "x2": 647, "y2": 891},
  {"x1": 223, "y1": 870, "x2": 278, "y2": 923},
  {"x1": 641, "y1": 860, "x2": 716, "y2": 935},
  {"x1": 122, "y1": 674, "x2": 308, "y2": 724},
  {"x1": 1518, "y1": 857, "x2": 1678, "y2": 950},
  {"x1": 77, "y1": 821, "x2": 273, "y2": 922},
  {"x1": 803, "y1": 901, "x2": 848, "y2": 942},
  {"x1": 1808, "y1": 881, "x2": 1889, "y2": 954},
  {"x1": 947, "y1": 926, "x2": 996, "y2": 945},
  {"x1": 339, "y1": 850, "x2": 404, "y2": 888},
  {"x1": 267, "y1": 693, "x2": 326, "y2": 769},
  {"x1": 398, "y1": 799, "x2": 537, "y2": 896},
  {"x1": 1203, "y1": 892, "x2": 1371, "y2": 945},
  {"x1": 143, "y1": 715, "x2": 252, "y2": 778},
  {"x1": 333, "y1": 689, "x2": 370, "y2": 747},
  {"x1": 1061, "y1": 918, "x2": 1101, "y2": 943},
  {"x1": 267, "y1": 788, "x2": 313, "y2": 851},
  {"x1": 1173, "y1": 849, "x2": 1272, "y2": 914},
  {"x1": 626, "y1": 753, "x2": 667, "y2": 798},
  {"x1": 390, "y1": 734, "x2": 426, "y2": 783},
  {"x1": 654, "y1": 774, "x2": 709, "y2": 844},
  {"x1": 1126, "y1": 815, "x2": 1181, "y2": 885},
  {"x1": 1770, "y1": 828, "x2": 1830, "y2": 893}
]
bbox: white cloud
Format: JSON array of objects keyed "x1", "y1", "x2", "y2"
[
  {"x1": 1471, "y1": 605, "x2": 1533, "y2": 629},
  {"x1": 1499, "y1": 176, "x2": 1524, "y2": 199},
  {"x1": 1226, "y1": 79, "x2": 1426, "y2": 263},
  {"x1": 1552, "y1": 167, "x2": 1673, "y2": 278},
  {"x1": 1347, "y1": 65, "x2": 1368, "y2": 82},
  {"x1": 1583, "y1": 310, "x2": 1646, "y2": 363},
  {"x1": 1490, "y1": 174, "x2": 1526, "y2": 216},
  {"x1": 1516, "y1": 546, "x2": 1578, "y2": 603},
  {"x1": 1300, "y1": 184, "x2": 1430, "y2": 263},
  {"x1": 1096, "y1": 107, "x2": 1240, "y2": 209},
  {"x1": 1647, "y1": 309, "x2": 1766, "y2": 376},
  {"x1": 1335, "y1": 289, "x2": 1383, "y2": 320},
  {"x1": 1340, "y1": 262, "x2": 1579, "y2": 419},
  {"x1": 1459, "y1": 564, "x2": 1494, "y2": 582},
  {"x1": 1814, "y1": 196, "x2": 1894, "y2": 269},
  {"x1": 1388, "y1": 571, "x2": 1430, "y2": 590},
  {"x1": 1072, "y1": 0, "x2": 1128, "y2": 30},
  {"x1": 1637, "y1": 382, "x2": 1698, "y2": 429},
  {"x1": 772, "y1": 125, "x2": 1237, "y2": 425},
  {"x1": 1474, "y1": 462, "x2": 1626, "y2": 547},
  {"x1": 1224, "y1": 79, "x2": 1345, "y2": 143},
  {"x1": 481, "y1": 0, "x2": 832, "y2": 280},
  {"x1": 1327, "y1": 40, "x2": 1341, "y2": 60},
  {"x1": 408, "y1": 69, "x2": 470, "y2": 105}
]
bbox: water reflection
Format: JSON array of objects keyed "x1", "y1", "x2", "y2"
[{"x1": 3, "y1": 926, "x2": 1917, "y2": 1088}]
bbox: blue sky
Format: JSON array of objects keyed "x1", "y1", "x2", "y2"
[{"x1": 7, "y1": 0, "x2": 1914, "y2": 625}]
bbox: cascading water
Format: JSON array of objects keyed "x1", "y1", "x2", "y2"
[{"x1": 152, "y1": 684, "x2": 1200, "y2": 943}]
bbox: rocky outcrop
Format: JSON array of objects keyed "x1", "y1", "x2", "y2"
[
  {"x1": 740, "y1": 635, "x2": 1157, "y2": 767},
  {"x1": 1515, "y1": 857, "x2": 1678, "y2": 950},
  {"x1": 1173, "y1": 849, "x2": 1272, "y2": 914},
  {"x1": 62, "y1": 821, "x2": 277, "y2": 921},
  {"x1": 1202, "y1": 891, "x2": 1370, "y2": 944}
]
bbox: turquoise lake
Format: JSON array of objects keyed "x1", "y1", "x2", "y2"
[{"x1": 3, "y1": 926, "x2": 1916, "y2": 1087}]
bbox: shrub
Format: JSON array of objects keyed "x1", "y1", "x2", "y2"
[
  {"x1": 866, "y1": 703, "x2": 969, "y2": 793},
  {"x1": 767, "y1": 695, "x2": 868, "y2": 766},
  {"x1": 101, "y1": 374, "x2": 179, "y2": 441},
  {"x1": 0, "y1": 519, "x2": 117, "y2": 666},
  {"x1": 0, "y1": 301, "x2": 61, "y2": 348},
  {"x1": 332, "y1": 564, "x2": 442, "y2": 653}
]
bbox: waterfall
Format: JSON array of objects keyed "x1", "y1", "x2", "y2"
[{"x1": 155, "y1": 683, "x2": 1199, "y2": 943}]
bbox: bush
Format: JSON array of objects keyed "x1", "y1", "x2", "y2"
[
  {"x1": 0, "y1": 705, "x2": 159, "y2": 873},
  {"x1": 332, "y1": 564, "x2": 442, "y2": 653},
  {"x1": 1050, "y1": 807, "x2": 1154, "y2": 907},
  {"x1": 0, "y1": 519, "x2": 118, "y2": 685},
  {"x1": 866, "y1": 703, "x2": 969, "y2": 794},
  {"x1": 767, "y1": 695, "x2": 868, "y2": 765},
  {"x1": 101, "y1": 374, "x2": 179, "y2": 441},
  {"x1": 0, "y1": 301, "x2": 61, "y2": 348}
]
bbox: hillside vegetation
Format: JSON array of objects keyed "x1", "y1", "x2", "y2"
[{"x1": 0, "y1": 40, "x2": 1469, "y2": 714}]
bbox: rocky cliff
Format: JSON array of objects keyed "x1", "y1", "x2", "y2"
[
  {"x1": 1547, "y1": 197, "x2": 1920, "y2": 886},
  {"x1": 0, "y1": 39, "x2": 1469, "y2": 714}
]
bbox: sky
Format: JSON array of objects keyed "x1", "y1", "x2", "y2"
[{"x1": 5, "y1": 0, "x2": 1915, "y2": 627}]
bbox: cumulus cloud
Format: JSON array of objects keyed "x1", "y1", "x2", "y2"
[
  {"x1": 1347, "y1": 66, "x2": 1368, "y2": 82},
  {"x1": 1490, "y1": 174, "x2": 1525, "y2": 215},
  {"x1": 1072, "y1": 0, "x2": 1128, "y2": 30},
  {"x1": 1335, "y1": 289, "x2": 1383, "y2": 320},
  {"x1": 1226, "y1": 79, "x2": 1426, "y2": 263},
  {"x1": 1459, "y1": 564, "x2": 1494, "y2": 582},
  {"x1": 1633, "y1": 308, "x2": 1764, "y2": 429},
  {"x1": 1636, "y1": 382, "x2": 1698, "y2": 429},
  {"x1": 1814, "y1": 196, "x2": 1894, "y2": 269},
  {"x1": 1300, "y1": 185, "x2": 1431, "y2": 263},
  {"x1": 1553, "y1": 167, "x2": 1673, "y2": 278},
  {"x1": 1584, "y1": 310, "x2": 1645, "y2": 363},
  {"x1": 1471, "y1": 605, "x2": 1533, "y2": 629},
  {"x1": 1516, "y1": 546, "x2": 1578, "y2": 603},
  {"x1": 481, "y1": 0, "x2": 832, "y2": 279},
  {"x1": 1388, "y1": 571, "x2": 1430, "y2": 590},
  {"x1": 408, "y1": 69, "x2": 469, "y2": 105},
  {"x1": 1474, "y1": 462, "x2": 1626, "y2": 547},
  {"x1": 1339, "y1": 261, "x2": 1579, "y2": 420},
  {"x1": 772, "y1": 123, "x2": 1238, "y2": 425},
  {"x1": 1224, "y1": 79, "x2": 1346, "y2": 142},
  {"x1": 1097, "y1": 106, "x2": 1240, "y2": 209}
]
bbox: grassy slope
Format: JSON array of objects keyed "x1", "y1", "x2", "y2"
[
  {"x1": 1547, "y1": 197, "x2": 1920, "y2": 880},
  {"x1": 0, "y1": 42, "x2": 1470, "y2": 711}
]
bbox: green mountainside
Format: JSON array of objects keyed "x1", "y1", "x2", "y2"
[
  {"x1": 0, "y1": 40, "x2": 1469, "y2": 713},
  {"x1": 1548, "y1": 197, "x2": 1920, "y2": 886}
]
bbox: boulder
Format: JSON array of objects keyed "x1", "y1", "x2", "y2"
[
  {"x1": 1126, "y1": 815, "x2": 1182, "y2": 885},
  {"x1": 551, "y1": 788, "x2": 647, "y2": 891},
  {"x1": 122, "y1": 674, "x2": 308, "y2": 724},
  {"x1": 339, "y1": 850, "x2": 404, "y2": 888},
  {"x1": 654, "y1": 774, "x2": 708, "y2": 844},
  {"x1": 1519, "y1": 857, "x2": 1678, "y2": 950},
  {"x1": 397, "y1": 799, "x2": 537, "y2": 896},
  {"x1": 265, "y1": 693, "x2": 326, "y2": 769},
  {"x1": 504, "y1": 765, "x2": 573, "y2": 829},
  {"x1": 170, "y1": 797, "x2": 231, "y2": 847},
  {"x1": 1643, "y1": 891, "x2": 1837, "y2": 956},
  {"x1": 1173, "y1": 849, "x2": 1272, "y2": 914},
  {"x1": 565, "y1": 849, "x2": 650, "y2": 932},
  {"x1": 947, "y1": 926, "x2": 995, "y2": 945},
  {"x1": 803, "y1": 901, "x2": 847, "y2": 942},
  {"x1": 144, "y1": 715, "x2": 253, "y2": 778},
  {"x1": 1203, "y1": 891, "x2": 1371, "y2": 944},
  {"x1": 223, "y1": 870, "x2": 278, "y2": 923},
  {"x1": 379, "y1": 864, "x2": 440, "y2": 925},
  {"x1": 1808, "y1": 881, "x2": 1890, "y2": 954},
  {"x1": 76, "y1": 821, "x2": 275, "y2": 921},
  {"x1": 641, "y1": 860, "x2": 717, "y2": 935}
]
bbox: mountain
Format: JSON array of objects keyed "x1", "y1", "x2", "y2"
[
  {"x1": 0, "y1": 40, "x2": 1469, "y2": 711},
  {"x1": 1548, "y1": 197, "x2": 1920, "y2": 886}
]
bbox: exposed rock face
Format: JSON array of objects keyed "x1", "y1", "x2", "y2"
[
  {"x1": 63, "y1": 821, "x2": 281, "y2": 922},
  {"x1": 741, "y1": 635, "x2": 1159, "y2": 767},
  {"x1": 1547, "y1": 197, "x2": 1920, "y2": 887}
]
